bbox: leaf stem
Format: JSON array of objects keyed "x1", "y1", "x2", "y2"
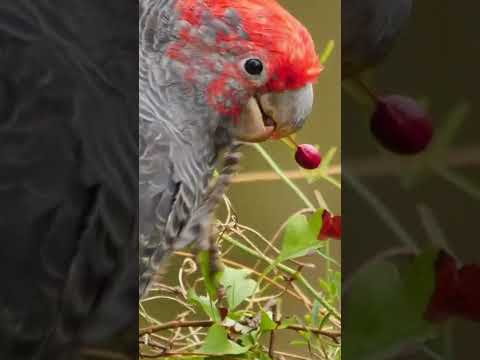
[
  {"x1": 344, "y1": 171, "x2": 418, "y2": 251},
  {"x1": 254, "y1": 144, "x2": 315, "y2": 209},
  {"x1": 434, "y1": 166, "x2": 480, "y2": 201}
]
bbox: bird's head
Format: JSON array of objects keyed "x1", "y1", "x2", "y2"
[{"x1": 168, "y1": 0, "x2": 322, "y2": 142}]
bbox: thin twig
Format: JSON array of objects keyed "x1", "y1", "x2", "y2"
[
  {"x1": 269, "y1": 304, "x2": 277, "y2": 358},
  {"x1": 233, "y1": 166, "x2": 341, "y2": 183},
  {"x1": 140, "y1": 319, "x2": 341, "y2": 342},
  {"x1": 232, "y1": 146, "x2": 480, "y2": 183},
  {"x1": 273, "y1": 350, "x2": 325, "y2": 360}
]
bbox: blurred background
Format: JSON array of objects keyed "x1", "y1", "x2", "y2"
[{"x1": 342, "y1": 1, "x2": 480, "y2": 358}]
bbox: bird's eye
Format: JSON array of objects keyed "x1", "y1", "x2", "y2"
[{"x1": 244, "y1": 58, "x2": 264, "y2": 75}]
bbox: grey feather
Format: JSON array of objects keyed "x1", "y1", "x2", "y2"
[{"x1": 139, "y1": 0, "x2": 238, "y2": 298}]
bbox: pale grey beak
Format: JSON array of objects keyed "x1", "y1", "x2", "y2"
[
  {"x1": 231, "y1": 84, "x2": 315, "y2": 142},
  {"x1": 258, "y1": 84, "x2": 314, "y2": 138}
]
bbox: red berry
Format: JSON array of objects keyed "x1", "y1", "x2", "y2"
[
  {"x1": 454, "y1": 264, "x2": 480, "y2": 322},
  {"x1": 318, "y1": 210, "x2": 341, "y2": 240},
  {"x1": 425, "y1": 250, "x2": 480, "y2": 323},
  {"x1": 219, "y1": 306, "x2": 229, "y2": 321},
  {"x1": 370, "y1": 95, "x2": 433, "y2": 155},
  {"x1": 295, "y1": 144, "x2": 322, "y2": 169},
  {"x1": 425, "y1": 250, "x2": 459, "y2": 322}
]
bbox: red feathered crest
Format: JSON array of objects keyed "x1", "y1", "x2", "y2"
[{"x1": 176, "y1": 0, "x2": 322, "y2": 92}]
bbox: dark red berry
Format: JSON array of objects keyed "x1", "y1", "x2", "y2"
[
  {"x1": 295, "y1": 144, "x2": 322, "y2": 169},
  {"x1": 425, "y1": 250, "x2": 459, "y2": 322},
  {"x1": 425, "y1": 250, "x2": 480, "y2": 323},
  {"x1": 370, "y1": 95, "x2": 433, "y2": 155},
  {"x1": 219, "y1": 306, "x2": 229, "y2": 321},
  {"x1": 318, "y1": 210, "x2": 341, "y2": 240},
  {"x1": 454, "y1": 264, "x2": 480, "y2": 322}
]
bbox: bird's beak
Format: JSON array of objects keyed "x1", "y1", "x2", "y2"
[{"x1": 231, "y1": 84, "x2": 314, "y2": 142}]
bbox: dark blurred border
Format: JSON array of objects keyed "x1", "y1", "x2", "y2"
[
  {"x1": 0, "y1": 1, "x2": 138, "y2": 359},
  {"x1": 342, "y1": 1, "x2": 479, "y2": 358}
]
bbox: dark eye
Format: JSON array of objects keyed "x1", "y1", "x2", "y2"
[{"x1": 244, "y1": 58, "x2": 264, "y2": 75}]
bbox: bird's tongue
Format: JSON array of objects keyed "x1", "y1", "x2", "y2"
[
  {"x1": 270, "y1": 131, "x2": 283, "y2": 140},
  {"x1": 263, "y1": 116, "x2": 275, "y2": 128}
]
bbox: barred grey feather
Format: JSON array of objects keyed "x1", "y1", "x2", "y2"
[
  {"x1": 139, "y1": 0, "x2": 238, "y2": 298},
  {"x1": 0, "y1": 1, "x2": 138, "y2": 358}
]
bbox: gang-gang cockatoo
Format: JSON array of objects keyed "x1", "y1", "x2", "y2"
[{"x1": 139, "y1": 0, "x2": 322, "y2": 297}]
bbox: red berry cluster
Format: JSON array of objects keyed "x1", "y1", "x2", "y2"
[{"x1": 425, "y1": 250, "x2": 480, "y2": 323}]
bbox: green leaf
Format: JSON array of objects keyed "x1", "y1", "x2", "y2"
[
  {"x1": 260, "y1": 311, "x2": 277, "y2": 332},
  {"x1": 343, "y1": 257, "x2": 439, "y2": 360},
  {"x1": 402, "y1": 247, "x2": 438, "y2": 312},
  {"x1": 188, "y1": 290, "x2": 221, "y2": 322},
  {"x1": 199, "y1": 324, "x2": 250, "y2": 355},
  {"x1": 278, "y1": 211, "x2": 323, "y2": 262},
  {"x1": 257, "y1": 353, "x2": 272, "y2": 360},
  {"x1": 228, "y1": 310, "x2": 249, "y2": 322},
  {"x1": 319, "y1": 270, "x2": 341, "y2": 303},
  {"x1": 308, "y1": 208, "x2": 324, "y2": 234},
  {"x1": 239, "y1": 328, "x2": 260, "y2": 348},
  {"x1": 220, "y1": 267, "x2": 257, "y2": 310}
]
